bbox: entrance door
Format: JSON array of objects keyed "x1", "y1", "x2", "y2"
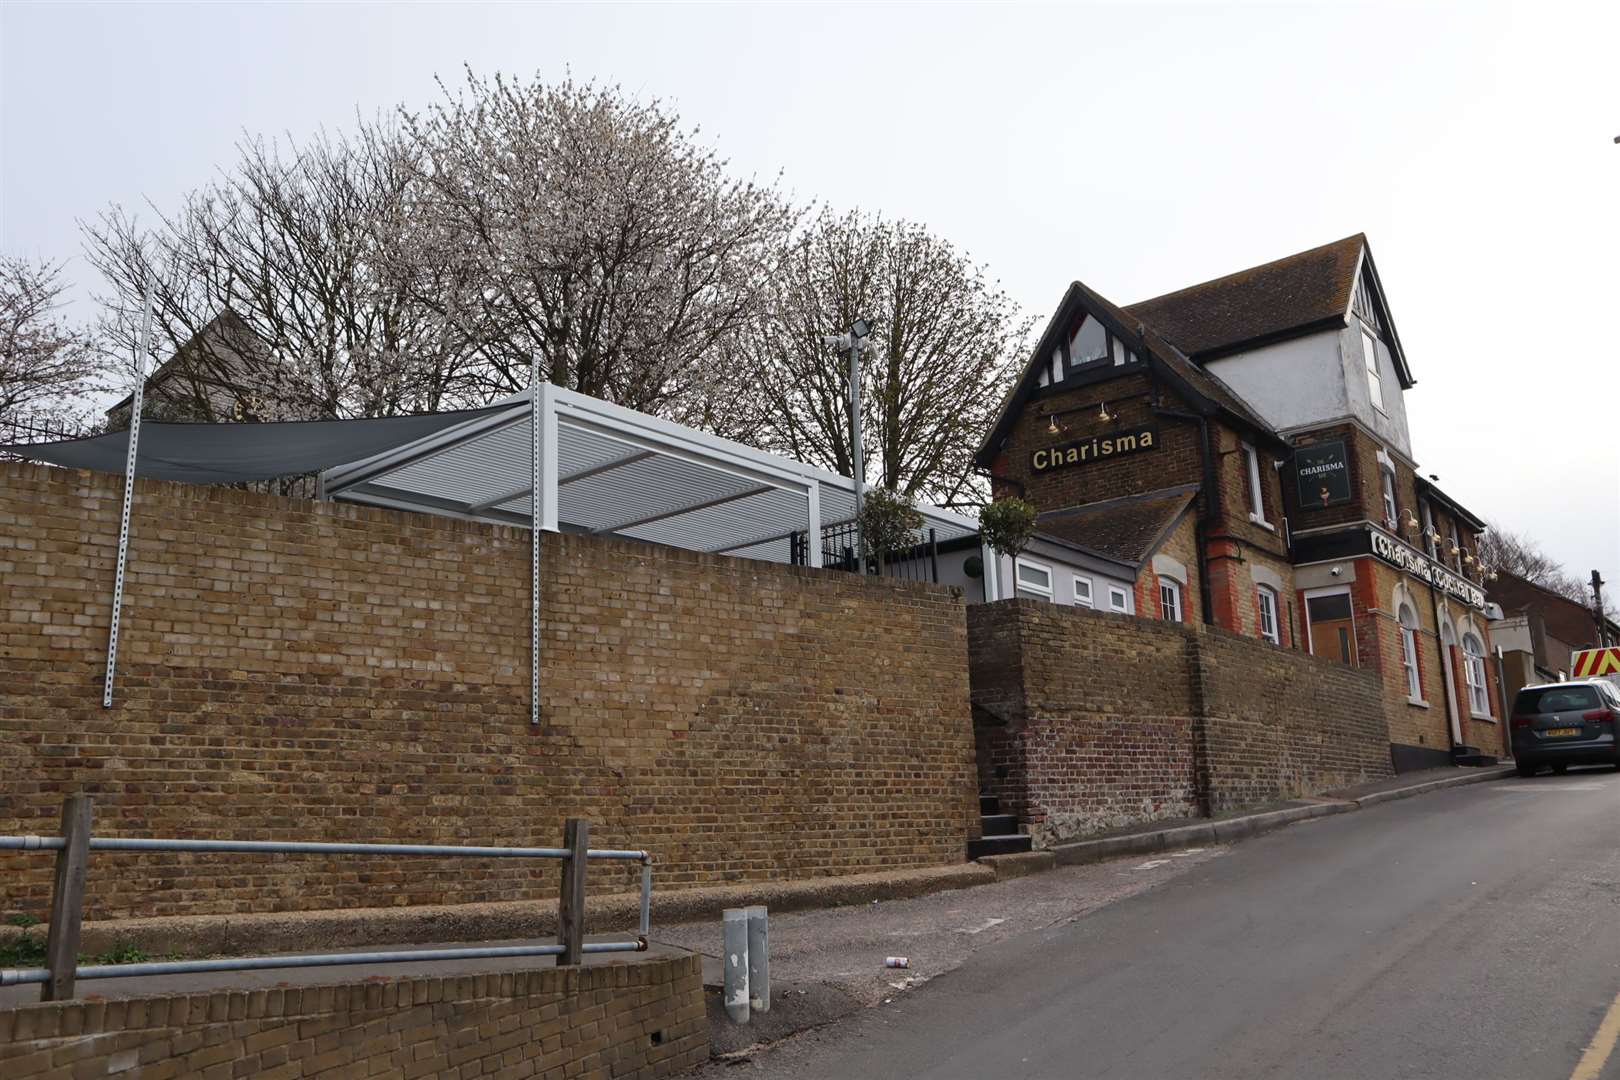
[
  {"x1": 1439, "y1": 623, "x2": 1463, "y2": 746},
  {"x1": 1305, "y1": 591, "x2": 1358, "y2": 666}
]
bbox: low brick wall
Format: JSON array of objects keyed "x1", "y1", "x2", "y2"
[
  {"x1": 0, "y1": 463, "x2": 979, "y2": 921},
  {"x1": 0, "y1": 954, "x2": 705, "y2": 1079},
  {"x1": 969, "y1": 600, "x2": 1390, "y2": 844}
]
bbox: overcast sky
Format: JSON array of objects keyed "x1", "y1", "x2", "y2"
[{"x1": 3, "y1": 1, "x2": 1616, "y2": 582}]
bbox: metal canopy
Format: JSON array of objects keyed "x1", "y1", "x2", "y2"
[{"x1": 320, "y1": 386, "x2": 978, "y2": 567}]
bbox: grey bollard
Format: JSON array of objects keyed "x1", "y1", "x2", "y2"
[
  {"x1": 746, "y1": 905, "x2": 769, "y2": 1013},
  {"x1": 722, "y1": 908, "x2": 750, "y2": 1024}
]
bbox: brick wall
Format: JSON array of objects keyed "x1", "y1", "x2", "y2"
[
  {"x1": 969, "y1": 600, "x2": 1201, "y2": 845},
  {"x1": 1196, "y1": 625, "x2": 1393, "y2": 812},
  {"x1": 0, "y1": 954, "x2": 706, "y2": 1079},
  {"x1": 968, "y1": 599, "x2": 1390, "y2": 843},
  {"x1": 0, "y1": 463, "x2": 980, "y2": 921}
]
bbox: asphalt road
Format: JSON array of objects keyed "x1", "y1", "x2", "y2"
[{"x1": 705, "y1": 766, "x2": 1620, "y2": 1080}]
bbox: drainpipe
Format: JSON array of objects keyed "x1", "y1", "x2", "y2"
[{"x1": 1150, "y1": 403, "x2": 1216, "y2": 627}]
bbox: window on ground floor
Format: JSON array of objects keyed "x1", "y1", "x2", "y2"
[
  {"x1": 1159, "y1": 579, "x2": 1182, "y2": 623},
  {"x1": 1073, "y1": 575, "x2": 1094, "y2": 608},
  {"x1": 1014, "y1": 557, "x2": 1053, "y2": 601},
  {"x1": 1258, "y1": 585, "x2": 1280, "y2": 644},
  {"x1": 1463, "y1": 633, "x2": 1490, "y2": 715},
  {"x1": 1398, "y1": 603, "x2": 1422, "y2": 701}
]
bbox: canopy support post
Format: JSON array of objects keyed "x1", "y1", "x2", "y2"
[
  {"x1": 806, "y1": 483, "x2": 823, "y2": 568},
  {"x1": 103, "y1": 284, "x2": 155, "y2": 709}
]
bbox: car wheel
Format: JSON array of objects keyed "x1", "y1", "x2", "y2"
[{"x1": 1515, "y1": 761, "x2": 1539, "y2": 777}]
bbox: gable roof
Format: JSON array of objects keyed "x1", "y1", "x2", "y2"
[
  {"x1": 1124, "y1": 235, "x2": 1363, "y2": 360},
  {"x1": 974, "y1": 279, "x2": 1286, "y2": 469},
  {"x1": 1123, "y1": 234, "x2": 1414, "y2": 386},
  {"x1": 1033, "y1": 483, "x2": 1199, "y2": 569},
  {"x1": 106, "y1": 309, "x2": 268, "y2": 415}
]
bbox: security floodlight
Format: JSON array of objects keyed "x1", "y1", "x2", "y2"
[{"x1": 852, "y1": 318, "x2": 872, "y2": 339}]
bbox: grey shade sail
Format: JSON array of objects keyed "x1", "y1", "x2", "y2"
[{"x1": 0, "y1": 408, "x2": 508, "y2": 484}]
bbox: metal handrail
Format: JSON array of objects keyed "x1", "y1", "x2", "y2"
[{"x1": 0, "y1": 800, "x2": 653, "y2": 1001}]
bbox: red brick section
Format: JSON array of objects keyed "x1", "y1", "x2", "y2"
[
  {"x1": 969, "y1": 599, "x2": 1390, "y2": 842},
  {"x1": 0, "y1": 954, "x2": 706, "y2": 1079},
  {"x1": 0, "y1": 463, "x2": 980, "y2": 921}
]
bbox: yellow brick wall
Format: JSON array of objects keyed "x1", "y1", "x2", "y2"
[
  {"x1": 0, "y1": 955, "x2": 706, "y2": 1079},
  {"x1": 0, "y1": 463, "x2": 980, "y2": 920}
]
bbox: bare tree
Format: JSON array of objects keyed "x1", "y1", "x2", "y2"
[
  {"x1": 742, "y1": 210, "x2": 1031, "y2": 509},
  {"x1": 0, "y1": 257, "x2": 107, "y2": 437},
  {"x1": 399, "y1": 70, "x2": 797, "y2": 434},
  {"x1": 82, "y1": 122, "x2": 484, "y2": 423},
  {"x1": 1483, "y1": 520, "x2": 1617, "y2": 618}
]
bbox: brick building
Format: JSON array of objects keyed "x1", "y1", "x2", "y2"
[
  {"x1": 1488, "y1": 570, "x2": 1620, "y2": 700},
  {"x1": 977, "y1": 235, "x2": 1501, "y2": 770}
]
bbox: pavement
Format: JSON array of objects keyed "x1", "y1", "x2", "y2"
[{"x1": 694, "y1": 764, "x2": 1620, "y2": 1079}]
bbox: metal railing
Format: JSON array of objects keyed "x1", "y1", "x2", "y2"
[
  {"x1": 0, "y1": 795, "x2": 653, "y2": 1001},
  {"x1": 791, "y1": 521, "x2": 940, "y2": 584}
]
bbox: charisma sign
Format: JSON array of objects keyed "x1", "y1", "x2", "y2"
[
  {"x1": 1294, "y1": 439, "x2": 1353, "y2": 508},
  {"x1": 1031, "y1": 425, "x2": 1158, "y2": 474},
  {"x1": 1369, "y1": 527, "x2": 1486, "y2": 609}
]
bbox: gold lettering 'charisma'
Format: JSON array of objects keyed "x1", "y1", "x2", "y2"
[{"x1": 1031, "y1": 426, "x2": 1159, "y2": 474}]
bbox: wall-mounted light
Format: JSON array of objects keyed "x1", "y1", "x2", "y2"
[
  {"x1": 1047, "y1": 413, "x2": 1061, "y2": 436},
  {"x1": 1402, "y1": 509, "x2": 1420, "y2": 532},
  {"x1": 1098, "y1": 401, "x2": 1115, "y2": 423}
]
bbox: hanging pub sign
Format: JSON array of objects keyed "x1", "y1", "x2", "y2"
[
  {"x1": 1294, "y1": 439, "x2": 1353, "y2": 508},
  {"x1": 1031, "y1": 425, "x2": 1158, "y2": 474},
  {"x1": 1369, "y1": 527, "x2": 1487, "y2": 609}
]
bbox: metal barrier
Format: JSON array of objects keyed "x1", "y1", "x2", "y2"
[{"x1": 0, "y1": 795, "x2": 653, "y2": 1001}]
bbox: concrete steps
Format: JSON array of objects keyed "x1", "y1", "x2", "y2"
[{"x1": 967, "y1": 794, "x2": 1032, "y2": 860}]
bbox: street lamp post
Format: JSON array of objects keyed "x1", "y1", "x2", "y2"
[{"x1": 823, "y1": 318, "x2": 873, "y2": 571}]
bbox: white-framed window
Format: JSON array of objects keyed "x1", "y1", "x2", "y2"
[
  {"x1": 1014, "y1": 557, "x2": 1053, "y2": 601},
  {"x1": 1380, "y1": 466, "x2": 1398, "y2": 527},
  {"x1": 1069, "y1": 316, "x2": 1109, "y2": 368},
  {"x1": 1398, "y1": 603, "x2": 1422, "y2": 701},
  {"x1": 1242, "y1": 443, "x2": 1270, "y2": 526},
  {"x1": 1108, "y1": 584, "x2": 1132, "y2": 614},
  {"x1": 1257, "y1": 586, "x2": 1280, "y2": 644},
  {"x1": 1159, "y1": 579, "x2": 1182, "y2": 623},
  {"x1": 1463, "y1": 633, "x2": 1490, "y2": 715},
  {"x1": 1420, "y1": 500, "x2": 1437, "y2": 557},
  {"x1": 1073, "y1": 576, "x2": 1094, "y2": 609},
  {"x1": 1362, "y1": 326, "x2": 1386, "y2": 414}
]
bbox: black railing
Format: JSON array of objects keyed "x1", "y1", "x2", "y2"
[{"x1": 791, "y1": 520, "x2": 940, "y2": 584}]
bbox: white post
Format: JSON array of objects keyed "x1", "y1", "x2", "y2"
[
  {"x1": 534, "y1": 383, "x2": 559, "y2": 534},
  {"x1": 806, "y1": 481, "x2": 823, "y2": 568},
  {"x1": 530, "y1": 356, "x2": 542, "y2": 727},
  {"x1": 849, "y1": 337, "x2": 866, "y2": 572},
  {"x1": 746, "y1": 905, "x2": 770, "y2": 1013},
  {"x1": 722, "y1": 908, "x2": 750, "y2": 1024},
  {"x1": 103, "y1": 284, "x2": 156, "y2": 709}
]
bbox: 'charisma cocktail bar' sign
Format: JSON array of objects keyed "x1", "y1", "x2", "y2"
[
  {"x1": 1032, "y1": 425, "x2": 1158, "y2": 474},
  {"x1": 1370, "y1": 527, "x2": 1486, "y2": 609}
]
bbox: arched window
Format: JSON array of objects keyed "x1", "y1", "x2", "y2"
[
  {"x1": 1398, "y1": 604, "x2": 1421, "y2": 701},
  {"x1": 1160, "y1": 579, "x2": 1183, "y2": 623},
  {"x1": 1257, "y1": 585, "x2": 1280, "y2": 644},
  {"x1": 1463, "y1": 633, "x2": 1490, "y2": 715}
]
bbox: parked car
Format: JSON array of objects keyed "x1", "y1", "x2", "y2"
[{"x1": 1509, "y1": 679, "x2": 1620, "y2": 776}]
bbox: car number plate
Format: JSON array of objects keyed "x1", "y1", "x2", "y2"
[{"x1": 1545, "y1": 727, "x2": 1580, "y2": 737}]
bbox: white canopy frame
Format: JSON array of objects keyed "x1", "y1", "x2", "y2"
[{"x1": 320, "y1": 386, "x2": 980, "y2": 723}]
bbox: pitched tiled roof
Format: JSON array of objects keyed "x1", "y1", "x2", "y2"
[
  {"x1": 1034, "y1": 484, "x2": 1199, "y2": 568},
  {"x1": 1489, "y1": 571, "x2": 1616, "y2": 651},
  {"x1": 1124, "y1": 235, "x2": 1365, "y2": 360}
]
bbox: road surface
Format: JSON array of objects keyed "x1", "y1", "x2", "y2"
[{"x1": 705, "y1": 766, "x2": 1620, "y2": 1080}]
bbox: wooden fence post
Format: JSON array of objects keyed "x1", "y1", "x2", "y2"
[
  {"x1": 557, "y1": 818, "x2": 588, "y2": 966},
  {"x1": 41, "y1": 794, "x2": 92, "y2": 1002}
]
